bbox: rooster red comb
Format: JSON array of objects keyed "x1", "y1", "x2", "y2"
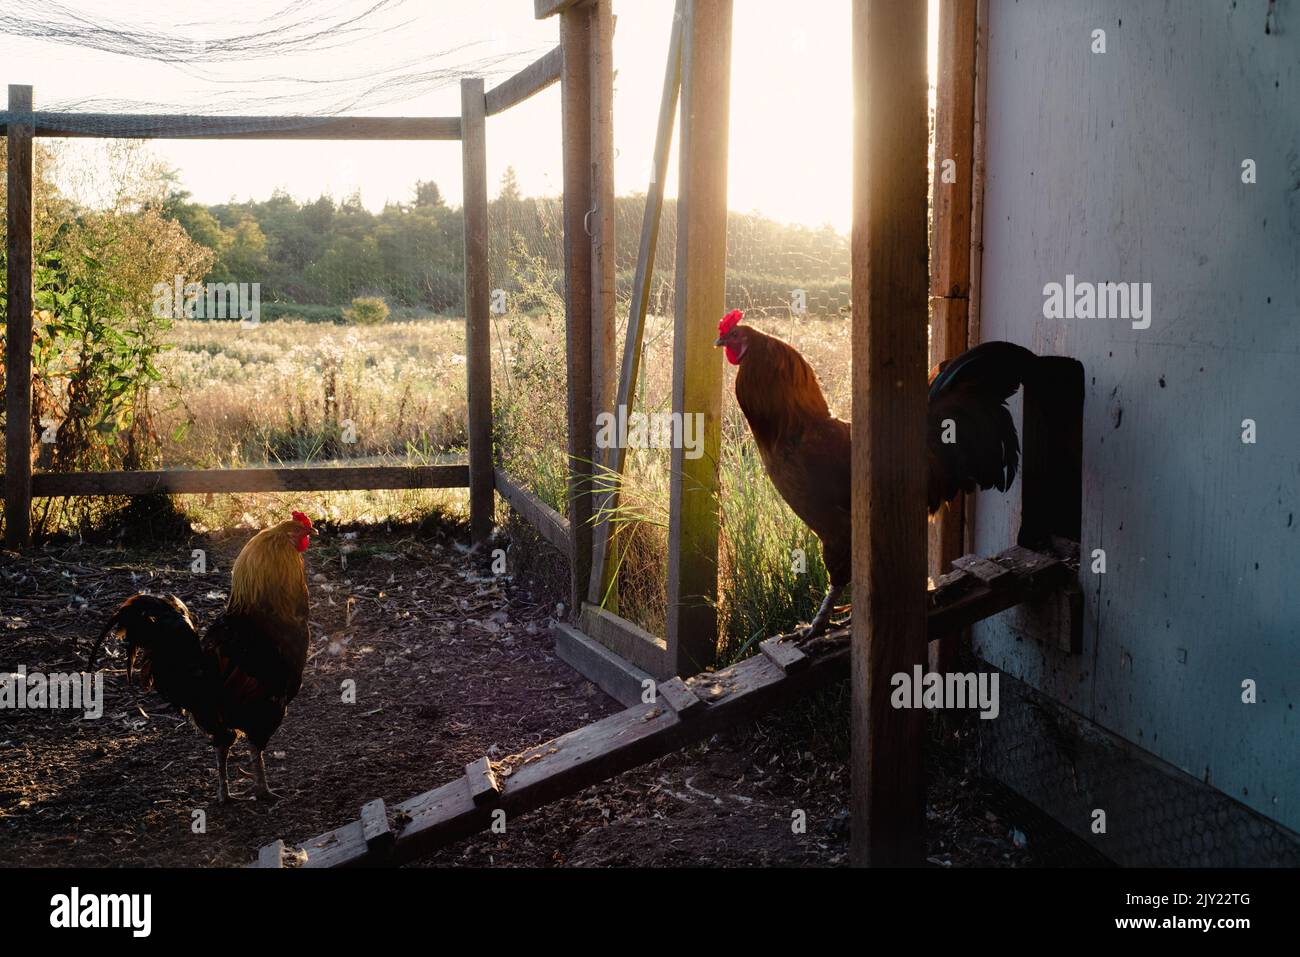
[
  {"x1": 718, "y1": 309, "x2": 744, "y2": 335},
  {"x1": 291, "y1": 511, "x2": 314, "y2": 530}
]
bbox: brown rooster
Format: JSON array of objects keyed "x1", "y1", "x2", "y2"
[
  {"x1": 89, "y1": 511, "x2": 317, "y2": 802},
  {"x1": 715, "y1": 309, "x2": 1037, "y2": 636}
]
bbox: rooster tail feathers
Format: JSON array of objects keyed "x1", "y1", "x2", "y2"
[{"x1": 90, "y1": 593, "x2": 200, "y2": 686}]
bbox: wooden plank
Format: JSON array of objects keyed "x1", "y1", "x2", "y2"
[
  {"x1": 0, "y1": 113, "x2": 461, "y2": 140},
  {"x1": 560, "y1": 6, "x2": 596, "y2": 612},
  {"x1": 665, "y1": 0, "x2": 732, "y2": 678},
  {"x1": 589, "y1": 0, "x2": 616, "y2": 428},
  {"x1": 930, "y1": 566, "x2": 975, "y2": 605},
  {"x1": 464, "y1": 757, "x2": 502, "y2": 805},
  {"x1": 653, "y1": 675, "x2": 703, "y2": 717},
  {"x1": 4, "y1": 86, "x2": 34, "y2": 548},
  {"x1": 485, "y1": 47, "x2": 562, "y2": 116},
  {"x1": 587, "y1": 0, "x2": 685, "y2": 609},
  {"x1": 967, "y1": 0, "x2": 991, "y2": 348},
  {"x1": 535, "y1": 0, "x2": 586, "y2": 18},
  {"x1": 587, "y1": 0, "x2": 618, "y2": 604},
  {"x1": 759, "y1": 636, "x2": 809, "y2": 674},
  {"x1": 359, "y1": 798, "x2": 393, "y2": 852},
  {"x1": 256, "y1": 840, "x2": 285, "y2": 868},
  {"x1": 553, "y1": 622, "x2": 656, "y2": 707},
  {"x1": 493, "y1": 468, "x2": 570, "y2": 555},
  {"x1": 10, "y1": 465, "x2": 468, "y2": 498},
  {"x1": 579, "y1": 602, "x2": 670, "y2": 678},
  {"x1": 261, "y1": 544, "x2": 1073, "y2": 868},
  {"x1": 850, "y1": 0, "x2": 930, "y2": 867},
  {"x1": 952, "y1": 553, "x2": 1013, "y2": 588},
  {"x1": 928, "y1": 0, "x2": 979, "y2": 676},
  {"x1": 461, "y1": 79, "x2": 494, "y2": 545}
]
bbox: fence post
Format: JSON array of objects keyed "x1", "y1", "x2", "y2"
[
  {"x1": 928, "y1": 0, "x2": 978, "y2": 673},
  {"x1": 850, "y1": 0, "x2": 929, "y2": 866},
  {"x1": 560, "y1": 5, "x2": 595, "y2": 612},
  {"x1": 461, "y1": 78, "x2": 493, "y2": 545},
  {"x1": 5, "y1": 84, "x2": 34, "y2": 548},
  {"x1": 587, "y1": 0, "x2": 618, "y2": 608},
  {"x1": 665, "y1": 0, "x2": 732, "y2": 677}
]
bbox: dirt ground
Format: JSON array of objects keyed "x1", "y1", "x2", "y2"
[{"x1": 0, "y1": 514, "x2": 1108, "y2": 868}]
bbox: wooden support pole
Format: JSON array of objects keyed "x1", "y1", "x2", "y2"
[
  {"x1": 560, "y1": 5, "x2": 596, "y2": 612},
  {"x1": 665, "y1": 0, "x2": 732, "y2": 677},
  {"x1": 850, "y1": 0, "x2": 929, "y2": 867},
  {"x1": 587, "y1": 0, "x2": 685, "y2": 609},
  {"x1": 5, "y1": 85, "x2": 34, "y2": 548},
  {"x1": 589, "y1": 0, "x2": 616, "y2": 428},
  {"x1": 461, "y1": 78, "x2": 493, "y2": 545},
  {"x1": 928, "y1": 0, "x2": 979, "y2": 673},
  {"x1": 587, "y1": 0, "x2": 618, "y2": 607},
  {"x1": 485, "y1": 46, "x2": 562, "y2": 116}
]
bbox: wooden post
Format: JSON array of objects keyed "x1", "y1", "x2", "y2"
[
  {"x1": 588, "y1": 0, "x2": 618, "y2": 607},
  {"x1": 588, "y1": 0, "x2": 685, "y2": 610},
  {"x1": 665, "y1": 0, "x2": 732, "y2": 677},
  {"x1": 968, "y1": 0, "x2": 991, "y2": 351},
  {"x1": 928, "y1": 0, "x2": 978, "y2": 673},
  {"x1": 5, "y1": 85, "x2": 34, "y2": 548},
  {"x1": 850, "y1": 0, "x2": 929, "y2": 867},
  {"x1": 560, "y1": 5, "x2": 595, "y2": 612},
  {"x1": 589, "y1": 0, "x2": 616, "y2": 426},
  {"x1": 461, "y1": 78, "x2": 493, "y2": 545}
]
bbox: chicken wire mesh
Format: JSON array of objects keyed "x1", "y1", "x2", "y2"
[{"x1": 0, "y1": 1, "x2": 561, "y2": 534}]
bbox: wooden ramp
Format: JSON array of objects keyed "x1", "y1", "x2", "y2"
[{"x1": 251, "y1": 546, "x2": 1075, "y2": 868}]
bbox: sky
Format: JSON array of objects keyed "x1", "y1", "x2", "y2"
[{"x1": 1, "y1": 0, "x2": 938, "y2": 234}]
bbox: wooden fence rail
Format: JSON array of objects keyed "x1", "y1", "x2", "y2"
[
  {"x1": 2, "y1": 465, "x2": 468, "y2": 498},
  {"x1": 0, "y1": 113, "x2": 462, "y2": 140}
]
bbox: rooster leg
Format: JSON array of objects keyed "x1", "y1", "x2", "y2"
[
  {"x1": 215, "y1": 742, "x2": 237, "y2": 804},
  {"x1": 803, "y1": 584, "x2": 845, "y2": 639},
  {"x1": 252, "y1": 749, "x2": 280, "y2": 802}
]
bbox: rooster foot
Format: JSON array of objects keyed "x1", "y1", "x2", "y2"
[
  {"x1": 255, "y1": 786, "x2": 282, "y2": 803},
  {"x1": 218, "y1": 790, "x2": 254, "y2": 805},
  {"x1": 800, "y1": 619, "x2": 831, "y2": 640}
]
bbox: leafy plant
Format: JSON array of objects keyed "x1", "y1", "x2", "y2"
[{"x1": 343, "y1": 295, "x2": 390, "y2": 326}]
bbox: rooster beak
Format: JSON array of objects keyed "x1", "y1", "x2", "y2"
[
  {"x1": 309, "y1": 526, "x2": 319, "y2": 536},
  {"x1": 713, "y1": 336, "x2": 724, "y2": 347}
]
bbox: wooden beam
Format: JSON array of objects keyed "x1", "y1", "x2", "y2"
[
  {"x1": 535, "y1": 0, "x2": 587, "y2": 18},
  {"x1": 850, "y1": 0, "x2": 930, "y2": 867},
  {"x1": 928, "y1": 0, "x2": 979, "y2": 674},
  {"x1": 665, "y1": 0, "x2": 732, "y2": 677},
  {"x1": 560, "y1": 6, "x2": 596, "y2": 612},
  {"x1": 10, "y1": 465, "x2": 468, "y2": 498},
  {"x1": 263, "y1": 545, "x2": 1072, "y2": 868},
  {"x1": 485, "y1": 47, "x2": 562, "y2": 116},
  {"x1": 461, "y1": 79, "x2": 494, "y2": 545},
  {"x1": 580, "y1": 602, "x2": 670, "y2": 678},
  {"x1": 968, "y1": 0, "x2": 991, "y2": 349},
  {"x1": 256, "y1": 840, "x2": 285, "y2": 868},
  {"x1": 0, "y1": 113, "x2": 461, "y2": 140},
  {"x1": 493, "y1": 468, "x2": 570, "y2": 555},
  {"x1": 587, "y1": 0, "x2": 685, "y2": 609},
  {"x1": 4, "y1": 85, "x2": 34, "y2": 548},
  {"x1": 588, "y1": 0, "x2": 617, "y2": 532},
  {"x1": 359, "y1": 798, "x2": 394, "y2": 852},
  {"x1": 464, "y1": 757, "x2": 502, "y2": 805}
]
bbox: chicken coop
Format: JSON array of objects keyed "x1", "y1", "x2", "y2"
[
  {"x1": 960, "y1": 0, "x2": 1299, "y2": 865},
  {"x1": 1, "y1": 0, "x2": 1295, "y2": 871}
]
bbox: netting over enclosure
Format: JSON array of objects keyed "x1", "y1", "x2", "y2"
[{"x1": 0, "y1": 1, "x2": 565, "y2": 535}]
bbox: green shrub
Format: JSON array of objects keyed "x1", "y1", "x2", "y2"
[{"x1": 343, "y1": 295, "x2": 390, "y2": 326}]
